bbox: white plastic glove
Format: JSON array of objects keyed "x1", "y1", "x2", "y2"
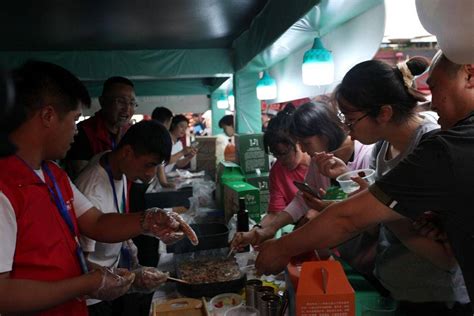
[
  {"x1": 129, "y1": 266, "x2": 169, "y2": 293},
  {"x1": 89, "y1": 267, "x2": 135, "y2": 301},
  {"x1": 142, "y1": 209, "x2": 198, "y2": 246},
  {"x1": 141, "y1": 207, "x2": 180, "y2": 239}
]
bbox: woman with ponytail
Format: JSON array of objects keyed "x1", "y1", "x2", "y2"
[{"x1": 314, "y1": 57, "x2": 470, "y2": 314}]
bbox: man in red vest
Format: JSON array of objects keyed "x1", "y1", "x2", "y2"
[
  {"x1": 0, "y1": 61, "x2": 187, "y2": 315},
  {"x1": 65, "y1": 76, "x2": 137, "y2": 179}
]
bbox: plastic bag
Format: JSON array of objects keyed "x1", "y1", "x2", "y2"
[{"x1": 192, "y1": 179, "x2": 216, "y2": 208}]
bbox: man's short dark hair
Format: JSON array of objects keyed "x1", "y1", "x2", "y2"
[
  {"x1": 218, "y1": 115, "x2": 234, "y2": 128},
  {"x1": 116, "y1": 120, "x2": 172, "y2": 163},
  {"x1": 170, "y1": 114, "x2": 189, "y2": 132},
  {"x1": 101, "y1": 76, "x2": 134, "y2": 96},
  {"x1": 151, "y1": 106, "x2": 173, "y2": 124},
  {"x1": 3, "y1": 60, "x2": 91, "y2": 133}
]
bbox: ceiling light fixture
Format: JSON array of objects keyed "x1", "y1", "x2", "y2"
[
  {"x1": 216, "y1": 93, "x2": 229, "y2": 109},
  {"x1": 302, "y1": 37, "x2": 334, "y2": 86},
  {"x1": 256, "y1": 71, "x2": 277, "y2": 100}
]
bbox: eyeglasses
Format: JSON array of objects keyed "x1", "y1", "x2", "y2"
[
  {"x1": 108, "y1": 96, "x2": 138, "y2": 108},
  {"x1": 270, "y1": 146, "x2": 293, "y2": 158},
  {"x1": 337, "y1": 111, "x2": 369, "y2": 130}
]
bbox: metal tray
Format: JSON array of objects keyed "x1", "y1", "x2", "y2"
[{"x1": 174, "y1": 248, "x2": 247, "y2": 298}]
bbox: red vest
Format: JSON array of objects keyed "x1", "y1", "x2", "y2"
[
  {"x1": 0, "y1": 156, "x2": 88, "y2": 316},
  {"x1": 79, "y1": 110, "x2": 116, "y2": 155}
]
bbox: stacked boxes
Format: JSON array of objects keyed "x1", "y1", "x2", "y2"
[
  {"x1": 244, "y1": 172, "x2": 269, "y2": 215},
  {"x1": 195, "y1": 136, "x2": 217, "y2": 180},
  {"x1": 235, "y1": 133, "x2": 269, "y2": 174},
  {"x1": 235, "y1": 133, "x2": 270, "y2": 218},
  {"x1": 216, "y1": 161, "x2": 244, "y2": 210},
  {"x1": 223, "y1": 181, "x2": 260, "y2": 223}
]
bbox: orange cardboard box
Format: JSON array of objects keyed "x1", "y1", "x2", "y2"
[{"x1": 296, "y1": 261, "x2": 355, "y2": 316}]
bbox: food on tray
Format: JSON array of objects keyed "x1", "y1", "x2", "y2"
[
  {"x1": 171, "y1": 213, "x2": 199, "y2": 246},
  {"x1": 178, "y1": 258, "x2": 241, "y2": 284},
  {"x1": 357, "y1": 171, "x2": 366, "y2": 177}
]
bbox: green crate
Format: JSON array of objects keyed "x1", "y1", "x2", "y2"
[
  {"x1": 223, "y1": 181, "x2": 260, "y2": 223},
  {"x1": 244, "y1": 172, "x2": 269, "y2": 214},
  {"x1": 216, "y1": 161, "x2": 245, "y2": 209}
]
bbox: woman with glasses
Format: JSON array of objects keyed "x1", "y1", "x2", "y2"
[
  {"x1": 315, "y1": 57, "x2": 469, "y2": 315},
  {"x1": 231, "y1": 101, "x2": 374, "y2": 254}
]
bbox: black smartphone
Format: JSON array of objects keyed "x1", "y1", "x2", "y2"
[{"x1": 293, "y1": 181, "x2": 321, "y2": 199}]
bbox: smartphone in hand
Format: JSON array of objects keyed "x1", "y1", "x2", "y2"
[{"x1": 293, "y1": 181, "x2": 321, "y2": 199}]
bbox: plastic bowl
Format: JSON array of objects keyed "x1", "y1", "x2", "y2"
[
  {"x1": 336, "y1": 168, "x2": 376, "y2": 194},
  {"x1": 225, "y1": 306, "x2": 260, "y2": 316},
  {"x1": 210, "y1": 293, "x2": 243, "y2": 316}
]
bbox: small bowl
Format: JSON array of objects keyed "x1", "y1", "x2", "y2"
[
  {"x1": 210, "y1": 293, "x2": 243, "y2": 316},
  {"x1": 336, "y1": 168, "x2": 376, "y2": 194},
  {"x1": 225, "y1": 306, "x2": 260, "y2": 316}
]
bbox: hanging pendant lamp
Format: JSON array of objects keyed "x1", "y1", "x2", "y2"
[
  {"x1": 302, "y1": 37, "x2": 334, "y2": 86},
  {"x1": 256, "y1": 71, "x2": 277, "y2": 100},
  {"x1": 216, "y1": 93, "x2": 229, "y2": 109}
]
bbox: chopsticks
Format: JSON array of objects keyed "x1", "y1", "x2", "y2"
[
  {"x1": 226, "y1": 247, "x2": 236, "y2": 258},
  {"x1": 315, "y1": 144, "x2": 352, "y2": 156},
  {"x1": 167, "y1": 276, "x2": 190, "y2": 284}
]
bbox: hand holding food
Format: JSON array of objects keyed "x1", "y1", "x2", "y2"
[
  {"x1": 230, "y1": 227, "x2": 274, "y2": 251},
  {"x1": 141, "y1": 207, "x2": 180, "y2": 238},
  {"x1": 130, "y1": 267, "x2": 169, "y2": 293},
  {"x1": 89, "y1": 267, "x2": 135, "y2": 301},
  {"x1": 313, "y1": 152, "x2": 348, "y2": 179},
  {"x1": 170, "y1": 212, "x2": 199, "y2": 246},
  {"x1": 141, "y1": 208, "x2": 198, "y2": 245}
]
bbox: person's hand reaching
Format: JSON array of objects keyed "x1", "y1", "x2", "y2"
[
  {"x1": 129, "y1": 267, "x2": 169, "y2": 293},
  {"x1": 88, "y1": 267, "x2": 135, "y2": 301}
]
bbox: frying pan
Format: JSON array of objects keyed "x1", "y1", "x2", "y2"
[{"x1": 173, "y1": 248, "x2": 247, "y2": 298}]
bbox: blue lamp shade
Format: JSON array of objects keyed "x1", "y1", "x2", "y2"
[
  {"x1": 217, "y1": 93, "x2": 229, "y2": 109},
  {"x1": 302, "y1": 38, "x2": 335, "y2": 86},
  {"x1": 256, "y1": 71, "x2": 277, "y2": 100}
]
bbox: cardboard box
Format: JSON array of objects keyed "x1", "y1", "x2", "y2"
[
  {"x1": 244, "y1": 172, "x2": 269, "y2": 214},
  {"x1": 153, "y1": 297, "x2": 209, "y2": 316},
  {"x1": 195, "y1": 136, "x2": 217, "y2": 157},
  {"x1": 216, "y1": 161, "x2": 244, "y2": 209},
  {"x1": 235, "y1": 133, "x2": 269, "y2": 174},
  {"x1": 296, "y1": 261, "x2": 355, "y2": 316},
  {"x1": 196, "y1": 157, "x2": 217, "y2": 180},
  {"x1": 223, "y1": 181, "x2": 260, "y2": 223}
]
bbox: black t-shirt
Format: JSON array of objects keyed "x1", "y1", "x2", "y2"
[
  {"x1": 369, "y1": 112, "x2": 474, "y2": 306},
  {"x1": 65, "y1": 125, "x2": 94, "y2": 161}
]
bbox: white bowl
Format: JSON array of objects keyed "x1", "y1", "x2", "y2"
[
  {"x1": 225, "y1": 306, "x2": 260, "y2": 316},
  {"x1": 210, "y1": 293, "x2": 243, "y2": 316},
  {"x1": 336, "y1": 168, "x2": 376, "y2": 194}
]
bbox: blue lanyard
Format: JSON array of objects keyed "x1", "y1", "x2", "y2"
[
  {"x1": 103, "y1": 154, "x2": 127, "y2": 214},
  {"x1": 15, "y1": 156, "x2": 88, "y2": 274},
  {"x1": 110, "y1": 134, "x2": 117, "y2": 150}
]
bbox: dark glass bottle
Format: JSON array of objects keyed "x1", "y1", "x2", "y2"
[{"x1": 237, "y1": 197, "x2": 250, "y2": 252}]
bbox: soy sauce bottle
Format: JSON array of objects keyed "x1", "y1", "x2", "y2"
[{"x1": 237, "y1": 197, "x2": 250, "y2": 252}]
